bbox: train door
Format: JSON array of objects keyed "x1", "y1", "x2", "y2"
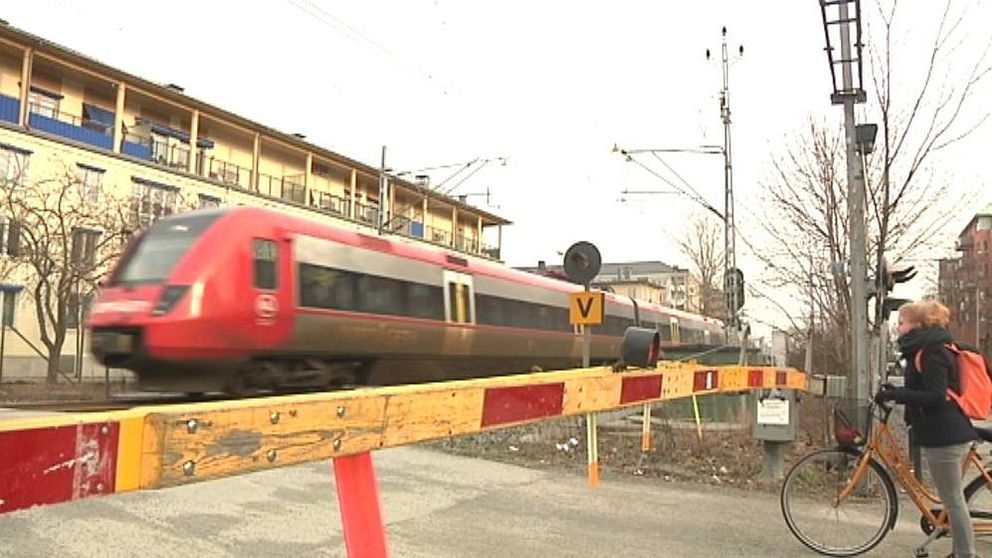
[
  {"x1": 442, "y1": 270, "x2": 475, "y2": 359},
  {"x1": 669, "y1": 317, "x2": 681, "y2": 344},
  {"x1": 247, "y1": 236, "x2": 293, "y2": 346},
  {"x1": 443, "y1": 270, "x2": 475, "y2": 324}
]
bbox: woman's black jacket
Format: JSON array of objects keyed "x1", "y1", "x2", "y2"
[{"x1": 884, "y1": 326, "x2": 975, "y2": 448}]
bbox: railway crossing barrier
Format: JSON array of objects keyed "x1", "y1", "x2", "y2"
[{"x1": 1, "y1": 360, "x2": 807, "y2": 557}]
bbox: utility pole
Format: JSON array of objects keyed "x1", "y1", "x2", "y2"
[
  {"x1": 707, "y1": 27, "x2": 743, "y2": 339},
  {"x1": 819, "y1": 0, "x2": 870, "y2": 414},
  {"x1": 378, "y1": 145, "x2": 388, "y2": 234},
  {"x1": 840, "y1": 3, "x2": 870, "y2": 410}
]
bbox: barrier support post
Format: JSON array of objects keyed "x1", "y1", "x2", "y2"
[
  {"x1": 333, "y1": 452, "x2": 389, "y2": 558},
  {"x1": 641, "y1": 403, "x2": 652, "y2": 452},
  {"x1": 585, "y1": 412, "x2": 600, "y2": 486}
]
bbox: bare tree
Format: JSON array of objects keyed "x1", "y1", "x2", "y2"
[
  {"x1": 0, "y1": 159, "x2": 202, "y2": 383},
  {"x1": 749, "y1": 0, "x2": 991, "y2": 377},
  {"x1": 674, "y1": 212, "x2": 726, "y2": 319}
]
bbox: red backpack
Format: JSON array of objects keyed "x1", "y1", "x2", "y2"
[{"x1": 915, "y1": 343, "x2": 992, "y2": 420}]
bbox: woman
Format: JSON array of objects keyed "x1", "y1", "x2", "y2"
[{"x1": 876, "y1": 300, "x2": 978, "y2": 558}]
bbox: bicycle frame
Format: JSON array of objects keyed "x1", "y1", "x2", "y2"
[{"x1": 839, "y1": 401, "x2": 992, "y2": 535}]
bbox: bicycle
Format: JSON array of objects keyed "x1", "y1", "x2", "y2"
[{"x1": 780, "y1": 393, "x2": 992, "y2": 557}]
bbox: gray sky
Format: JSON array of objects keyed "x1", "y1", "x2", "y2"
[{"x1": 4, "y1": 0, "x2": 991, "y2": 333}]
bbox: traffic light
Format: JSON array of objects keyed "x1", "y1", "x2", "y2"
[
  {"x1": 887, "y1": 266, "x2": 917, "y2": 290},
  {"x1": 876, "y1": 258, "x2": 916, "y2": 319},
  {"x1": 879, "y1": 259, "x2": 916, "y2": 291}
]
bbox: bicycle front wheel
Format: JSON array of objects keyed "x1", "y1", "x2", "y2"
[
  {"x1": 963, "y1": 467, "x2": 992, "y2": 529},
  {"x1": 781, "y1": 447, "x2": 898, "y2": 557}
]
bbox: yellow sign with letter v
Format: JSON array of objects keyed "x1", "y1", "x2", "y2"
[{"x1": 569, "y1": 291, "x2": 605, "y2": 325}]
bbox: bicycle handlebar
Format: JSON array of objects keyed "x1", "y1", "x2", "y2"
[{"x1": 872, "y1": 388, "x2": 895, "y2": 423}]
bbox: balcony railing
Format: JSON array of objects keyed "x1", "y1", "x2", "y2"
[
  {"x1": 0, "y1": 95, "x2": 19, "y2": 124},
  {"x1": 354, "y1": 200, "x2": 380, "y2": 225},
  {"x1": 311, "y1": 190, "x2": 351, "y2": 217},
  {"x1": 453, "y1": 232, "x2": 479, "y2": 254},
  {"x1": 121, "y1": 132, "x2": 191, "y2": 171},
  {"x1": 27, "y1": 103, "x2": 113, "y2": 150},
  {"x1": 257, "y1": 173, "x2": 306, "y2": 204},
  {"x1": 424, "y1": 224, "x2": 450, "y2": 246},
  {"x1": 198, "y1": 154, "x2": 251, "y2": 189}
]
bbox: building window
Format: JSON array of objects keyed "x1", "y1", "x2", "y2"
[
  {"x1": 71, "y1": 228, "x2": 100, "y2": 270},
  {"x1": 131, "y1": 178, "x2": 179, "y2": 228},
  {"x1": 0, "y1": 144, "x2": 30, "y2": 187},
  {"x1": 76, "y1": 164, "x2": 105, "y2": 203},
  {"x1": 253, "y1": 239, "x2": 278, "y2": 290},
  {"x1": 28, "y1": 87, "x2": 60, "y2": 118},
  {"x1": 198, "y1": 193, "x2": 221, "y2": 209},
  {"x1": 1, "y1": 219, "x2": 24, "y2": 257},
  {"x1": 1, "y1": 290, "x2": 16, "y2": 326}
]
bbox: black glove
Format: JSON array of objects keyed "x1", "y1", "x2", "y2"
[{"x1": 874, "y1": 384, "x2": 897, "y2": 404}]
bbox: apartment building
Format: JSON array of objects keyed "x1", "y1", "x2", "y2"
[
  {"x1": 0, "y1": 22, "x2": 510, "y2": 380},
  {"x1": 938, "y1": 203, "x2": 992, "y2": 354}
]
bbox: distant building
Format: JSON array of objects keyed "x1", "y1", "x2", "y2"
[
  {"x1": 518, "y1": 260, "x2": 704, "y2": 314},
  {"x1": 938, "y1": 204, "x2": 992, "y2": 353}
]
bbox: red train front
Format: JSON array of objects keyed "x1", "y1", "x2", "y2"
[{"x1": 88, "y1": 208, "x2": 296, "y2": 393}]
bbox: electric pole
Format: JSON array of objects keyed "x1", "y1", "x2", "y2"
[
  {"x1": 819, "y1": 0, "x2": 870, "y2": 416},
  {"x1": 707, "y1": 27, "x2": 743, "y2": 339}
]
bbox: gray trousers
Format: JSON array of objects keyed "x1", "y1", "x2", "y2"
[{"x1": 923, "y1": 442, "x2": 979, "y2": 558}]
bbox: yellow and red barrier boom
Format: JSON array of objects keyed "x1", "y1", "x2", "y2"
[{"x1": 0, "y1": 362, "x2": 805, "y2": 556}]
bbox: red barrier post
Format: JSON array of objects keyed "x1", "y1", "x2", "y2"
[{"x1": 333, "y1": 452, "x2": 389, "y2": 558}]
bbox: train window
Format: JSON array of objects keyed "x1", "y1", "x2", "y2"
[
  {"x1": 408, "y1": 283, "x2": 444, "y2": 320},
  {"x1": 475, "y1": 293, "x2": 572, "y2": 332},
  {"x1": 657, "y1": 323, "x2": 672, "y2": 341},
  {"x1": 298, "y1": 262, "x2": 443, "y2": 320},
  {"x1": 253, "y1": 239, "x2": 278, "y2": 290},
  {"x1": 299, "y1": 264, "x2": 357, "y2": 310},
  {"x1": 110, "y1": 212, "x2": 221, "y2": 286}
]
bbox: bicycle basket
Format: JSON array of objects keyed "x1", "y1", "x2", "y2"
[{"x1": 833, "y1": 406, "x2": 865, "y2": 447}]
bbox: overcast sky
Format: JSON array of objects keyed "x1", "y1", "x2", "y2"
[{"x1": 4, "y1": 0, "x2": 991, "y2": 332}]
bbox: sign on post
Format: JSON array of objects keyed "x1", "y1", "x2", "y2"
[{"x1": 569, "y1": 292, "x2": 604, "y2": 325}]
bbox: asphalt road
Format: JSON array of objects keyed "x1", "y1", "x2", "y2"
[{"x1": 0, "y1": 445, "x2": 985, "y2": 557}]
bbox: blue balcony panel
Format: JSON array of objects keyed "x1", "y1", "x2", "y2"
[
  {"x1": 28, "y1": 112, "x2": 113, "y2": 150},
  {"x1": 122, "y1": 140, "x2": 152, "y2": 160},
  {"x1": 410, "y1": 221, "x2": 424, "y2": 238},
  {"x1": 0, "y1": 95, "x2": 19, "y2": 124}
]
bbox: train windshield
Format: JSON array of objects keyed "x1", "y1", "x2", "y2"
[{"x1": 109, "y1": 212, "x2": 222, "y2": 286}]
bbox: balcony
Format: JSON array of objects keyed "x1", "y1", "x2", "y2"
[
  {"x1": 354, "y1": 200, "x2": 380, "y2": 225},
  {"x1": 453, "y1": 232, "x2": 479, "y2": 254},
  {"x1": 258, "y1": 173, "x2": 305, "y2": 204},
  {"x1": 0, "y1": 94, "x2": 19, "y2": 124},
  {"x1": 27, "y1": 103, "x2": 113, "y2": 150},
  {"x1": 311, "y1": 190, "x2": 351, "y2": 217},
  {"x1": 383, "y1": 214, "x2": 425, "y2": 238},
  {"x1": 121, "y1": 132, "x2": 192, "y2": 172},
  {"x1": 198, "y1": 154, "x2": 251, "y2": 189},
  {"x1": 424, "y1": 224, "x2": 450, "y2": 246}
]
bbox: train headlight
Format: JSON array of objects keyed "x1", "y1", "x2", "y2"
[
  {"x1": 621, "y1": 327, "x2": 662, "y2": 369},
  {"x1": 152, "y1": 285, "x2": 190, "y2": 316}
]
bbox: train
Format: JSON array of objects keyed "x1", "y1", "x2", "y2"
[{"x1": 87, "y1": 206, "x2": 727, "y2": 394}]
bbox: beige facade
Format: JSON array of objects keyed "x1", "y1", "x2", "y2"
[{"x1": 0, "y1": 24, "x2": 510, "y2": 381}]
